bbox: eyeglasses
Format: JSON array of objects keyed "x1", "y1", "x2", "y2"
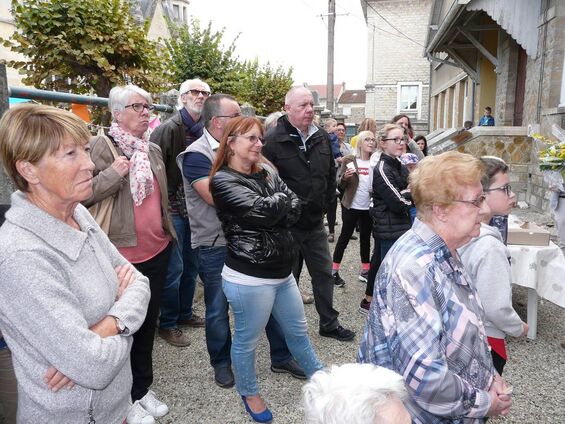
[
  {"x1": 453, "y1": 194, "x2": 487, "y2": 208},
  {"x1": 186, "y1": 89, "x2": 211, "y2": 97},
  {"x1": 216, "y1": 113, "x2": 242, "y2": 119},
  {"x1": 485, "y1": 183, "x2": 512, "y2": 197},
  {"x1": 236, "y1": 135, "x2": 263, "y2": 144},
  {"x1": 125, "y1": 103, "x2": 155, "y2": 113},
  {"x1": 364, "y1": 137, "x2": 376, "y2": 142},
  {"x1": 382, "y1": 137, "x2": 406, "y2": 144}
]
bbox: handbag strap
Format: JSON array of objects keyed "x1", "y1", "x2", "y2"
[{"x1": 98, "y1": 135, "x2": 119, "y2": 161}]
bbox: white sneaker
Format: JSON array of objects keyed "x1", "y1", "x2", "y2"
[
  {"x1": 127, "y1": 400, "x2": 155, "y2": 424},
  {"x1": 139, "y1": 390, "x2": 169, "y2": 417}
]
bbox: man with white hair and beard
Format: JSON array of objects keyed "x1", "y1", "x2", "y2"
[{"x1": 150, "y1": 79, "x2": 210, "y2": 346}]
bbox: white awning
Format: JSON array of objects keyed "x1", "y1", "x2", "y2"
[{"x1": 467, "y1": 0, "x2": 540, "y2": 58}]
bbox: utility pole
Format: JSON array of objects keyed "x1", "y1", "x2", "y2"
[{"x1": 326, "y1": 0, "x2": 335, "y2": 114}]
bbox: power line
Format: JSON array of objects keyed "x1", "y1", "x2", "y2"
[
  {"x1": 338, "y1": 0, "x2": 425, "y2": 48},
  {"x1": 362, "y1": 0, "x2": 425, "y2": 47}
]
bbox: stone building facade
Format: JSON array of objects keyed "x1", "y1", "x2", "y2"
[
  {"x1": 361, "y1": 0, "x2": 431, "y2": 131},
  {"x1": 425, "y1": 0, "x2": 565, "y2": 212}
]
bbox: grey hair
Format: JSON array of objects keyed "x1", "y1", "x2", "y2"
[
  {"x1": 108, "y1": 85, "x2": 152, "y2": 122},
  {"x1": 177, "y1": 78, "x2": 211, "y2": 109},
  {"x1": 201, "y1": 94, "x2": 237, "y2": 130},
  {"x1": 302, "y1": 363, "x2": 408, "y2": 424},
  {"x1": 355, "y1": 130, "x2": 375, "y2": 157},
  {"x1": 264, "y1": 111, "x2": 284, "y2": 130},
  {"x1": 285, "y1": 86, "x2": 311, "y2": 105}
]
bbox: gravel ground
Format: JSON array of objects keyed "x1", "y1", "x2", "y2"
[
  {"x1": 150, "y1": 207, "x2": 565, "y2": 424},
  {"x1": 1, "y1": 208, "x2": 563, "y2": 423}
]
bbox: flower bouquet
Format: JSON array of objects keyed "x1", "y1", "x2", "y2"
[{"x1": 532, "y1": 132, "x2": 565, "y2": 192}]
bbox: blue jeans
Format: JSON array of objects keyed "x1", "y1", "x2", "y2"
[
  {"x1": 197, "y1": 246, "x2": 292, "y2": 369},
  {"x1": 159, "y1": 214, "x2": 199, "y2": 329},
  {"x1": 223, "y1": 276, "x2": 324, "y2": 396}
]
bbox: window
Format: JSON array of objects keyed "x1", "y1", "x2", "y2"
[
  {"x1": 399, "y1": 85, "x2": 418, "y2": 111},
  {"x1": 173, "y1": 4, "x2": 180, "y2": 20}
]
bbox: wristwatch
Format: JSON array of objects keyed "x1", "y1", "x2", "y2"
[{"x1": 114, "y1": 316, "x2": 128, "y2": 335}]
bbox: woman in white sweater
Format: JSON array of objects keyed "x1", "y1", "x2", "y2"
[{"x1": 460, "y1": 156, "x2": 528, "y2": 374}]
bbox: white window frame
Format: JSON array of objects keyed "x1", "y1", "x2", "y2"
[{"x1": 397, "y1": 82, "x2": 423, "y2": 119}]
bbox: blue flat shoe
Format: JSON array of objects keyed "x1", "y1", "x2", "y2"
[{"x1": 241, "y1": 396, "x2": 273, "y2": 423}]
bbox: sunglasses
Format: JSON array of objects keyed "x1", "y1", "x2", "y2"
[{"x1": 186, "y1": 89, "x2": 211, "y2": 97}]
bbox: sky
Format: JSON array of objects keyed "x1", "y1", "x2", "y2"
[{"x1": 186, "y1": 0, "x2": 368, "y2": 89}]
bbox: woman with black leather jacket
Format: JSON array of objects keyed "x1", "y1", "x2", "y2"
[{"x1": 209, "y1": 116, "x2": 323, "y2": 423}]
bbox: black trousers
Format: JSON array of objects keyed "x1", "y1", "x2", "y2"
[
  {"x1": 130, "y1": 243, "x2": 172, "y2": 401},
  {"x1": 491, "y1": 348, "x2": 506, "y2": 376},
  {"x1": 326, "y1": 197, "x2": 338, "y2": 234},
  {"x1": 291, "y1": 223, "x2": 340, "y2": 331},
  {"x1": 332, "y1": 207, "x2": 372, "y2": 264},
  {"x1": 365, "y1": 236, "x2": 381, "y2": 298}
]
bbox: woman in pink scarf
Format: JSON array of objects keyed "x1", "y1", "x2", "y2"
[{"x1": 84, "y1": 85, "x2": 176, "y2": 424}]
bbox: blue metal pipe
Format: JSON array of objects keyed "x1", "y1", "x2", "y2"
[{"x1": 8, "y1": 86, "x2": 174, "y2": 113}]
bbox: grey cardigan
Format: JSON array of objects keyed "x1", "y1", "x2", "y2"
[{"x1": 0, "y1": 191, "x2": 150, "y2": 423}]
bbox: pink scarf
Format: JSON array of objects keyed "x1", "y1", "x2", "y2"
[{"x1": 109, "y1": 123, "x2": 154, "y2": 206}]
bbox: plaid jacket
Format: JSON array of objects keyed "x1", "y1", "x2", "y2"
[{"x1": 358, "y1": 218, "x2": 494, "y2": 423}]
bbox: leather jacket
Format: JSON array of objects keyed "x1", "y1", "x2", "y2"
[{"x1": 210, "y1": 165, "x2": 301, "y2": 278}]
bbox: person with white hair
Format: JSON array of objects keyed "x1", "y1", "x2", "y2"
[
  {"x1": 302, "y1": 363, "x2": 411, "y2": 424},
  {"x1": 149, "y1": 78, "x2": 210, "y2": 348},
  {"x1": 264, "y1": 111, "x2": 284, "y2": 131},
  {"x1": 86, "y1": 84, "x2": 176, "y2": 424}
]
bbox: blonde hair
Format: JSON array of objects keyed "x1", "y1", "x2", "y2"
[
  {"x1": 358, "y1": 117, "x2": 377, "y2": 134},
  {"x1": 0, "y1": 103, "x2": 91, "y2": 192},
  {"x1": 410, "y1": 151, "x2": 485, "y2": 221},
  {"x1": 355, "y1": 130, "x2": 375, "y2": 157},
  {"x1": 377, "y1": 123, "x2": 403, "y2": 144},
  {"x1": 323, "y1": 118, "x2": 337, "y2": 131}
]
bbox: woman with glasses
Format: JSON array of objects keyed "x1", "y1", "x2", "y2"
[
  {"x1": 331, "y1": 131, "x2": 376, "y2": 286},
  {"x1": 460, "y1": 156, "x2": 528, "y2": 375},
  {"x1": 210, "y1": 116, "x2": 323, "y2": 423},
  {"x1": 85, "y1": 85, "x2": 176, "y2": 424},
  {"x1": 359, "y1": 151, "x2": 514, "y2": 422},
  {"x1": 370, "y1": 124, "x2": 413, "y2": 260}
]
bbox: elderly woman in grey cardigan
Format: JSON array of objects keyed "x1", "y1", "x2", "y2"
[{"x1": 0, "y1": 104, "x2": 150, "y2": 424}]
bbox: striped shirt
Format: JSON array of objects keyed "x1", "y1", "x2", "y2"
[{"x1": 358, "y1": 218, "x2": 494, "y2": 423}]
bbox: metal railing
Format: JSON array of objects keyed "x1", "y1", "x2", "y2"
[{"x1": 8, "y1": 86, "x2": 175, "y2": 113}]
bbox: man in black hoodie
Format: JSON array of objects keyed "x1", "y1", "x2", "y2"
[{"x1": 262, "y1": 87, "x2": 355, "y2": 342}]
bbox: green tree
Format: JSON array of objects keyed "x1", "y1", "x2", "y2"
[
  {"x1": 166, "y1": 19, "x2": 293, "y2": 115},
  {"x1": 166, "y1": 19, "x2": 243, "y2": 95},
  {"x1": 3, "y1": 0, "x2": 166, "y2": 99},
  {"x1": 239, "y1": 59, "x2": 293, "y2": 116}
]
